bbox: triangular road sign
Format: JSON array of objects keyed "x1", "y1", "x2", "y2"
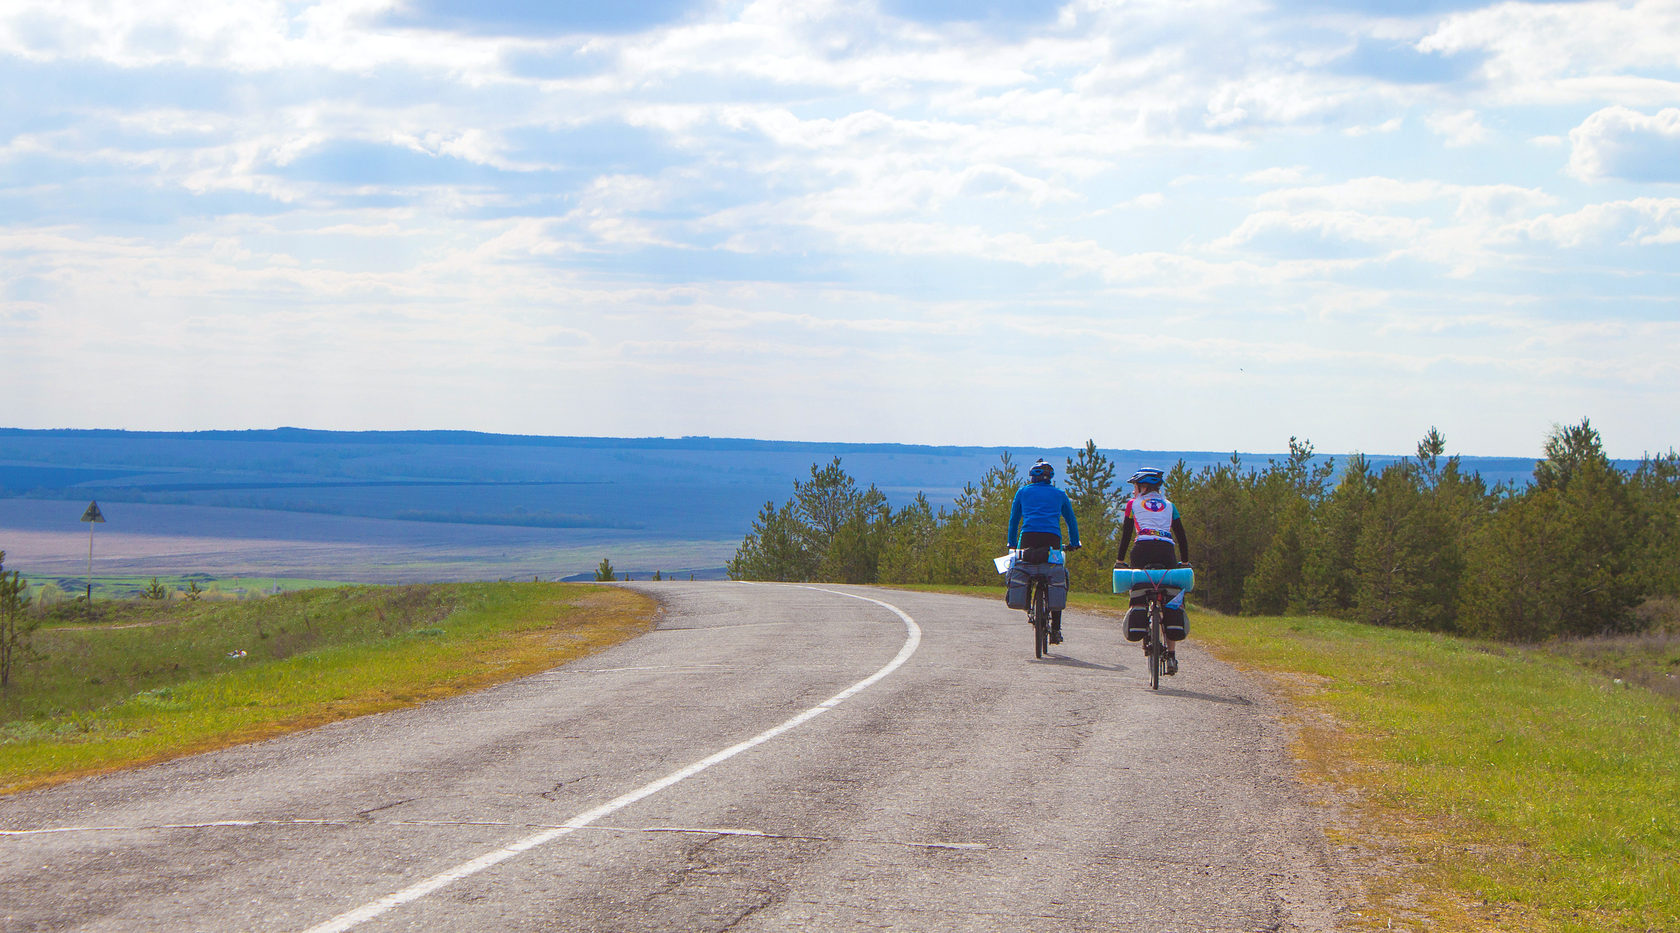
[{"x1": 81, "y1": 501, "x2": 106, "y2": 523}]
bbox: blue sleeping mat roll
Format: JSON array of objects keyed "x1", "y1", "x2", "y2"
[{"x1": 1112, "y1": 567, "x2": 1195, "y2": 595}]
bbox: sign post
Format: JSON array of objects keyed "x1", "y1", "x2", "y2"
[{"x1": 80, "y1": 501, "x2": 105, "y2": 614}]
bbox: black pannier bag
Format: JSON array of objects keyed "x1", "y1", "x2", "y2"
[
  {"x1": 1045, "y1": 564, "x2": 1068, "y2": 610},
  {"x1": 1005, "y1": 565, "x2": 1031, "y2": 609},
  {"x1": 1124, "y1": 600, "x2": 1188, "y2": 640},
  {"x1": 1004, "y1": 561, "x2": 1068, "y2": 610},
  {"x1": 1163, "y1": 605, "x2": 1188, "y2": 641},
  {"x1": 1124, "y1": 607, "x2": 1148, "y2": 641}
]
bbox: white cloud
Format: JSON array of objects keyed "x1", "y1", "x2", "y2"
[
  {"x1": 1215, "y1": 209, "x2": 1428, "y2": 254},
  {"x1": 1242, "y1": 165, "x2": 1310, "y2": 185},
  {"x1": 1255, "y1": 177, "x2": 1449, "y2": 211},
  {"x1": 1418, "y1": 0, "x2": 1680, "y2": 106},
  {"x1": 1452, "y1": 184, "x2": 1557, "y2": 224},
  {"x1": 1568, "y1": 106, "x2": 1680, "y2": 183},
  {"x1": 1344, "y1": 117, "x2": 1403, "y2": 137},
  {"x1": 1426, "y1": 109, "x2": 1490, "y2": 147},
  {"x1": 1506, "y1": 198, "x2": 1680, "y2": 248}
]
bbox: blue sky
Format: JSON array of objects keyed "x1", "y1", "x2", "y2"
[{"x1": 1, "y1": 0, "x2": 1677, "y2": 458}]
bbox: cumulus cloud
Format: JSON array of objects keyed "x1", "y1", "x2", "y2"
[
  {"x1": 1255, "y1": 177, "x2": 1449, "y2": 211},
  {"x1": 1507, "y1": 198, "x2": 1680, "y2": 248},
  {"x1": 1426, "y1": 109, "x2": 1489, "y2": 147},
  {"x1": 1418, "y1": 0, "x2": 1680, "y2": 106},
  {"x1": 1215, "y1": 209, "x2": 1428, "y2": 256},
  {"x1": 1568, "y1": 106, "x2": 1680, "y2": 183}
]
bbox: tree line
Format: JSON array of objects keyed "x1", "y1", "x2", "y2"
[{"x1": 726, "y1": 421, "x2": 1680, "y2": 641}]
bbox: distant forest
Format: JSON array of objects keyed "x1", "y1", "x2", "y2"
[{"x1": 728, "y1": 420, "x2": 1680, "y2": 641}]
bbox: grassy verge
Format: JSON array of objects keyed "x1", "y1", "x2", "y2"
[
  {"x1": 1, "y1": 583, "x2": 656, "y2": 795},
  {"x1": 886, "y1": 583, "x2": 1679, "y2": 932}
]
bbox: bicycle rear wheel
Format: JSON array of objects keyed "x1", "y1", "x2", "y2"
[
  {"x1": 1033, "y1": 581, "x2": 1048, "y2": 658},
  {"x1": 1148, "y1": 609, "x2": 1163, "y2": 690}
]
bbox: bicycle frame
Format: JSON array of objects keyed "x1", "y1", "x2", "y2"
[
  {"x1": 1143, "y1": 588, "x2": 1168, "y2": 690},
  {"x1": 1112, "y1": 566, "x2": 1194, "y2": 687},
  {"x1": 1009, "y1": 547, "x2": 1064, "y2": 660},
  {"x1": 1125, "y1": 570, "x2": 1185, "y2": 690}
]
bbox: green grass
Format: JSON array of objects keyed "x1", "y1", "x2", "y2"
[
  {"x1": 886, "y1": 583, "x2": 1680, "y2": 932},
  {"x1": 27, "y1": 573, "x2": 346, "y2": 606},
  {"x1": 1193, "y1": 611, "x2": 1680, "y2": 933},
  {"x1": 1, "y1": 583, "x2": 656, "y2": 794}
]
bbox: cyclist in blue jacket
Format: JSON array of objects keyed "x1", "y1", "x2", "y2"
[{"x1": 1007, "y1": 459, "x2": 1082, "y2": 643}]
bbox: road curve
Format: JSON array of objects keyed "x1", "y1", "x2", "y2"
[{"x1": 0, "y1": 583, "x2": 1344, "y2": 932}]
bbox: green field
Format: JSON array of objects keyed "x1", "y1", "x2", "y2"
[
  {"x1": 0, "y1": 582, "x2": 657, "y2": 794},
  {"x1": 25, "y1": 573, "x2": 346, "y2": 607},
  {"x1": 891, "y1": 584, "x2": 1679, "y2": 933}
]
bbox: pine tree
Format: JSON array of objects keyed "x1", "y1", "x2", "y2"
[
  {"x1": 1629, "y1": 450, "x2": 1680, "y2": 599},
  {"x1": 1298, "y1": 454, "x2": 1373, "y2": 612},
  {"x1": 1459, "y1": 490, "x2": 1579, "y2": 639},
  {"x1": 726, "y1": 500, "x2": 816, "y2": 581},
  {"x1": 727, "y1": 458, "x2": 889, "y2": 582},
  {"x1": 0, "y1": 551, "x2": 39, "y2": 692},
  {"x1": 1533, "y1": 418, "x2": 1605, "y2": 492},
  {"x1": 1171, "y1": 454, "x2": 1268, "y2": 613},
  {"x1": 1063, "y1": 440, "x2": 1120, "y2": 592},
  {"x1": 916, "y1": 453, "x2": 1022, "y2": 585},
  {"x1": 876, "y1": 493, "x2": 940, "y2": 584},
  {"x1": 1352, "y1": 463, "x2": 1456, "y2": 629},
  {"x1": 1463, "y1": 424, "x2": 1638, "y2": 638},
  {"x1": 1242, "y1": 438, "x2": 1334, "y2": 614}
]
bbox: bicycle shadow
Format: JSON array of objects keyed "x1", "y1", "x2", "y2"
[
  {"x1": 1031, "y1": 654, "x2": 1127, "y2": 673},
  {"x1": 1031, "y1": 657, "x2": 1253, "y2": 705},
  {"x1": 1150, "y1": 686, "x2": 1253, "y2": 706}
]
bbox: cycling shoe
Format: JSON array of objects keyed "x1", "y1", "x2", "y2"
[{"x1": 1165, "y1": 652, "x2": 1179, "y2": 676}]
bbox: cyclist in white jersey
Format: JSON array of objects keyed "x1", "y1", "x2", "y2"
[{"x1": 1115, "y1": 468, "x2": 1191, "y2": 674}]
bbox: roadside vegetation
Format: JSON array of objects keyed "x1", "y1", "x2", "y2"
[
  {"x1": 730, "y1": 419, "x2": 1679, "y2": 645},
  {"x1": 1193, "y1": 608, "x2": 1678, "y2": 933},
  {"x1": 0, "y1": 582, "x2": 656, "y2": 794}
]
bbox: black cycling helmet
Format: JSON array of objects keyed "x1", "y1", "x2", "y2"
[
  {"x1": 1128, "y1": 467, "x2": 1165, "y2": 488},
  {"x1": 1029, "y1": 459, "x2": 1054, "y2": 482}
]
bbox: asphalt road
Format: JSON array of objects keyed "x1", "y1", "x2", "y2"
[{"x1": 0, "y1": 583, "x2": 1345, "y2": 932}]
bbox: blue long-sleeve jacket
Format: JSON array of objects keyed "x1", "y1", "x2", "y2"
[{"x1": 1007, "y1": 481, "x2": 1080, "y2": 548}]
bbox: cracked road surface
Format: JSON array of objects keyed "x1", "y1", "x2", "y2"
[{"x1": 0, "y1": 583, "x2": 1344, "y2": 932}]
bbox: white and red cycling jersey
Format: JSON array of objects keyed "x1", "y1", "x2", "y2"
[{"x1": 1123, "y1": 491, "x2": 1180, "y2": 541}]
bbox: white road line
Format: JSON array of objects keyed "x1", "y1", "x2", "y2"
[{"x1": 298, "y1": 586, "x2": 920, "y2": 933}]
